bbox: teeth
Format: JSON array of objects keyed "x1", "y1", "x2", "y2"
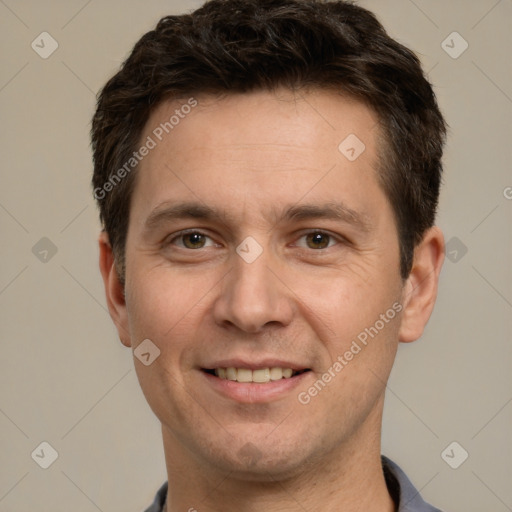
[
  {"x1": 226, "y1": 367, "x2": 237, "y2": 381},
  {"x1": 237, "y1": 368, "x2": 252, "y2": 383},
  {"x1": 213, "y1": 367, "x2": 298, "y2": 383},
  {"x1": 269, "y1": 367, "x2": 283, "y2": 380},
  {"x1": 253, "y1": 368, "x2": 270, "y2": 383}
]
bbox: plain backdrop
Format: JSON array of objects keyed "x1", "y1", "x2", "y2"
[{"x1": 1, "y1": 1, "x2": 511, "y2": 511}]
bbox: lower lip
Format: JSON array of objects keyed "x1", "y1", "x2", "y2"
[{"x1": 201, "y1": 370, "x2": 311, "y2": 403}]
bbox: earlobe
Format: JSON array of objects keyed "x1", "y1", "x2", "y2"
[
  {"x1": 98, "y1": 231, "x2": 132, "y2": 347},
  {"x1": 398, "y1": 227, "x2": 445, "y2": 343}
]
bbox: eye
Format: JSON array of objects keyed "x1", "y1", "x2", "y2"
[
  {"x1": 296, "y1": 231, "x2": 339, "y2": 250},
  {"x1": 167, "y1": 230, "x2": 216, "y2": 249}
]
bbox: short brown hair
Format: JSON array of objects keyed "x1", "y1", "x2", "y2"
[{"x1": 91, "y1": 0, "x2": 447, "y2": 281}]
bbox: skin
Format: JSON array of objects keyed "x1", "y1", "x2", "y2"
[{"x1": 99, "y1": 88, "x2": 444, "y2": 512}]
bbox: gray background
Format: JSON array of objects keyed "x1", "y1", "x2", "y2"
[{"x1": 1, "y1": 0, "x2": 511, "y2": 511}]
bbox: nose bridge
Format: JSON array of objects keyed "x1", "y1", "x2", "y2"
[
  {"x1": 233, "y1": 246, "x2": 275, "y2": 302},
  {"x1": 213, "y1": 240, "x2": 293, "y2": 332}
]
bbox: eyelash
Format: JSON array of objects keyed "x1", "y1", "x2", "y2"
[
  {"x1": 165, "y1": 229, "x2": 344, "y2": 251},
  {"x1": 165, "y1": 230, "x2": 219, "y2": 249}
]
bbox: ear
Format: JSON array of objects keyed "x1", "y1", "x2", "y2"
[
  {"x1": 98, "y1": 231, "x2": 132, "y2": 347},
  {"x1": 398, "y1": 226, "x2": 445, "y2": 343}
]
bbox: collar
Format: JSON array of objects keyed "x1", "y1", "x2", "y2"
[{"x1": 145, "y1": 456, "x2": 443, "y2": 512}]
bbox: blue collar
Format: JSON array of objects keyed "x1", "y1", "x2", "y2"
[{"x1": 144, "y1": 456, "x2": 444, "y2": 511}]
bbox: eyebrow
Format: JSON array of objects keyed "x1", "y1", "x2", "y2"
[
  {"x1": 282, "y1": 203, "x2": 371, "y2": 231},
  {"x1": 144, "y1": 202, "x2": 230, "y2": 233},
  {"x1": 143, "y1": 200, "x2": 372, "y2": 234}
]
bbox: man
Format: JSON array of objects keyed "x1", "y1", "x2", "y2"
[{"x1": 91, "y1": 0, "x2": 447, "y2": 510}]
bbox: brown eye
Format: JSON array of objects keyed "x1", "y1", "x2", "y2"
[
  {"x1": 305, "y1": 232, "x2": 331, "y2": 249},
  {"x1": 182, "y1": 232, "x2": 207, "y2": 249}
]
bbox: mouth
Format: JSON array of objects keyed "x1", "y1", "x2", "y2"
[
  {"x1": 199, "y1": 359, "x2": 313, "y2": 403},
  {"x1": 202, "y1": 367, "x2": 311, "y2": 383}
]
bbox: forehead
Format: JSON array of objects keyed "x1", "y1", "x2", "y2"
[
  {"x1": 145, "y1": 88, "x2": 379, "y2": 155},
  {"x1": 130, "y1": 88, "x2": 385, "y2": 226}
]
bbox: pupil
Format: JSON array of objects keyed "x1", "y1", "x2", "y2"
[
  {"x1": 186, "y1": 233, "x2": 204, "y2": 248},
  {"x1": 308, "y1": 232, "x2": 328, "y2": 249}
]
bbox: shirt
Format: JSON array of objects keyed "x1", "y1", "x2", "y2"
[{"x1": 143, "y1": 456, "x2": 444, "y2": 511}]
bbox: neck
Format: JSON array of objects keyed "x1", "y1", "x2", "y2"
[{"x1": 161, "y1": 400, "x2": 395, "y2": 512}]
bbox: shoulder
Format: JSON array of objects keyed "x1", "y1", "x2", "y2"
[
  {"x1": 143, "y1": 481, "x2": 168, "y2": 512},
  {"x1": 382, "y1": 456, "x2": 445, "y2": 512}
]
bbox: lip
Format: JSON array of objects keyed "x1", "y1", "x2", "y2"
[
  {"x1": 200, "y1": 368, "x2": 312, "y2": 403},
  {"x1": 202, "y1": 359, "x2": 309, "y2": 371}
]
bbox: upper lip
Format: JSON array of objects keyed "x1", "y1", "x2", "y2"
[{"x1": 202, "y1": 359, "x2": 310, "y2": 371}]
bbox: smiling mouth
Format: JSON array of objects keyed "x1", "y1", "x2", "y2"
[{"x1": 202, "y1": 367, "x2": 311, "y2": 383}]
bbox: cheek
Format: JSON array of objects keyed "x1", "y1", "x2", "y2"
[
  {"x1": 293, "y1": 262, "x2": 400, "y2": 337},
  {"x1": 296, "y1": 268, "x2": 403, "y2": 408},
  {"x1": 125, "y1": 263, "x2": 216, "y2": 341},
  {"x1": 297, "y1": 283, "x2": 401, "y2": 422},
  {"x1": 124, "y1": 269, "x2": 211, "y2": 426}
]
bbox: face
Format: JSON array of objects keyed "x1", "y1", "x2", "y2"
[{"x1": 100, "y1": 88, "x2": 438, "y2": 480}]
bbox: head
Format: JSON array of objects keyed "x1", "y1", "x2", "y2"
[{"x1": 93, "y1": 0, "x2": 446, "y2": 481}]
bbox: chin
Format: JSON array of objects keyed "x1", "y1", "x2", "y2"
[{"x1": 202, "y1": 434, "x2": 315, "y2": 482}]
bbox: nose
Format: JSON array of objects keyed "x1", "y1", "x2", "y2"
[{"x1": 212, "y1": 245, "x2": 294, "y2": 333}]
